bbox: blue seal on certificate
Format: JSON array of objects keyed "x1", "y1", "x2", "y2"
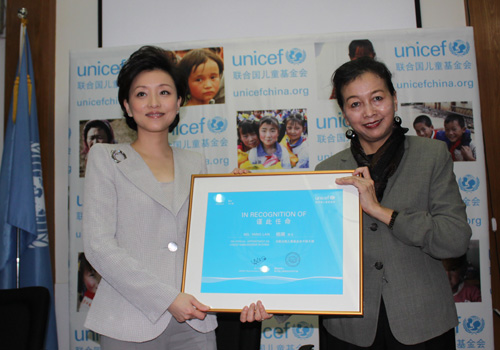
[{"x1": 286, "y1": 252, "x2": 301, "y2": 267}]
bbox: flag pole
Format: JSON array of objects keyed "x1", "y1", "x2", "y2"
[
  {"x1": 16, "y1": 229, "x2": 19, "y2": 288},
  {"x1": 15, "y1": 7, "x2": 28, "y2": 290}
]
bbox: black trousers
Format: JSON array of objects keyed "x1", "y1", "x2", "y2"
[
  {"x1": 216, "y1": 313, "x2": 262, "y2": 350},
  {"x1": 320, "y1": 299, "x2": 456, "y2": 350}
]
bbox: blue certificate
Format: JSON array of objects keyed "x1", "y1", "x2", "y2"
[
  {"x1": 201, "y1": 189, "x2": 343, "y2": 295},
  {"x1": 183, "y1": 172, "x2": 361, "y2": 314}
]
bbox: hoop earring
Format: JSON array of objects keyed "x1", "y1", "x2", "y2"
[
  {"x1": 394, "y1": 115, "x2": 402, "y2": 126},
  {"x1": 346, "y1": 129, "x2": 356, "y2": 139}
]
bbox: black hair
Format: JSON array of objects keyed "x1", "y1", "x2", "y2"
[
  {"x1": 332, "y1": 57, "x2": 395, "y2": 111},
  {"x1": 259, "y1": 116, "x2": 280, "y2": 130},
  {"x1": 348, "y1": 39, "x2": 376, "y2": 59},
  {"x1": 258, "y1": 116, "x2": 281, "y2": 143},
  {"x1": 178, "y1": 49, "x2": 224, "y2": 96},
  {"x1": 444, "y1": 113, "x2": 466, "y2": 128},
  {"x1": 284, "y1": 113, "x2": 306, "y2": 128},
  {"x1": 413, "y1": 114, "x2": 433, "y2": 127},
  {"x1": 117, "y1": 45, "x2": 186, "y2": 132},
  {"x1": 82, "y1": 119, "x2": 115, "y2": 154},
  {"x1": 238, "y1": 119, "x2": 259, "y2": 135},
  {"x1": 237, "y1": 119, "x2": 259, "y2": 150},
  {"x1": 442, "y1": 254, "x2": 468, "y2": 277}
]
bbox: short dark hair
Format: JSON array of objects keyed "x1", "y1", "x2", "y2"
[
  {"x1": 348, "y1": 39, "x2": 376, "y2": 59},
  {"x1": 442, "y1": 254, "x2": 467, "y2": 274},
  {"x1": 444, "y1": 113, "x2": 466, "y2": 128},
  {"x1": 284, "y1": 113, "x2": 307, "y2": 134},
  {"x1": 238, "y1": 119, "x2": 259, "y2": 135},
  {"x1": 117, "y1": 46, "x2": 186, "y2": 132},
  {"x1": 82, "y1": 119, "x2": 115, "y2": 154},
  {"x1": 284, "y1": 113, "x2": 306, "y2": 128},
  {"x1": 259, "y1": 116, "x2": 280, "y2": 130},
  {"x1": 332, "y1": 57, "x2": 395, "y2": 111},
  {"x1": 413, "y1": 115, "x2": 433, "y2": 127},
  {"x1": 178, "y1": 49, "x2": 224, "y2": 95}
]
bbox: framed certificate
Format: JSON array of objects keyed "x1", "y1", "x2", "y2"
[{"x1": 182, "y1": 171, "x2": 362, "y2": 315}]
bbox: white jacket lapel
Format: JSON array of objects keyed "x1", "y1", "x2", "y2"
[{"x1": 110, "y1": 144, "x2": 176, "y2": 213}]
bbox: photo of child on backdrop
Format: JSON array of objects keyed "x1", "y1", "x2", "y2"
[
  {"x1": 237, "y1": 119, "x2": 260, "y2": 167},
  {"x1": 77, "y1": 253, "x2": 101, "y2": 312},
  {"x1": 177, "y1": 48, "x2": 224, "y2": 106},
  {"x1": 79, "y1": 118, "x2": 137, "y2": 177},
  {"x1": 413, "y1": 114, "x2": 439, "y2": 139},
  {"x1": 442, "y1": 240, "x2": 481, "y2": 303},
  {"x1": 280, "y1": 113, "x2": 309, "y2": 168},
  {"x1": 236, "y1": 109, "x2": 308, "y2": 170},
  {"x1": 401, "y1": 101, "x2": 476, "y2": 162},
  {"x1": 440, "y1": 113, "x2": 476, "y2": 161},
  {"x1": 329, "y1": 39, "x2": 377, "y2": 99},
  {"x1": 80, "y1": 119, "x2": 116, "y2": 177}
]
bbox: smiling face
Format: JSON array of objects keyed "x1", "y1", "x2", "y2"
[
  {"x1": 259, "y1": 122, "x2": 279, "y2": 148},
  {"x1": 341, "y1": 72, "x2": 398, "y2": 154},
  {"x1": 123, "y1": 69, "x2": 181, "y2": 136},
  {"x1": 414, "y1": 122, "x2": 434, "y2": 138},
  {"x1": 286, "y1": 121, "x2": 304, "y2": 144},
  {"x1": 239, "y1": 130, "x2": 259, "y2": 150},
  {"x1": 444, "y1": 120, "x2": 466, "y2": 143},
  {"x1": 187, "y1": 58, "x2": 221, "y2": 105}
]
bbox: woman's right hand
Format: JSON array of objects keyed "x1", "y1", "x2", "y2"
[
  {"x1": 168, "y1": 292, "x2": 210, "y2": 322},
  {"x1": 335, "y1": 166, "x2": 393, "y2": 225},
  {"x1": 240, "y1": 300, "x2": 273, "y2": 322}
]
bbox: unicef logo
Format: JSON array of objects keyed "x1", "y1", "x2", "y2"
[
  {"x1": 449, "y1": 40, "x2": 470, "y2": 56},
  {"x1": 286, "y1": 48, "x2": 306, "y2": 64},
  {"x1": 292, "y1": 321, "x2": 314, "y2": 339},
  {"x1": 459, "y1": 175, "x2": 479, "y2": 192},
  {"x1": 463, "y1": 316, "x2": 485, "y2": 334},
  {"x1": 207, "y1": 116, "x2": 227, "y2": 133},
  {"x1": 286, "y1": 252, "x2": 301, "y2": 267}
]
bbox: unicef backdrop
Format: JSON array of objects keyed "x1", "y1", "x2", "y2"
[{"x1": 69, "y1": 27, "x2": 491, "y2": 349}]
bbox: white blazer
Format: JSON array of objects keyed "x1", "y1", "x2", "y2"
[{"x1": 83, "y1": 143, "x2": 217, "y2": 342}]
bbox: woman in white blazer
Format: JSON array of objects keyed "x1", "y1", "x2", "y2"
[
  {"x1": 83, "y1": 46, "x2": 217, "y2": 349},
  {"x1": 84, "y1": 46, "x2": 269, "y2": 350}
]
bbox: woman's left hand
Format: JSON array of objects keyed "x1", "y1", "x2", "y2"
[
  {"x1": 335, "y1": 167, "x2": 393, "y2": 225},
  {"x1": 240, "y1": 300, "x2": 273, "y2": 322}
]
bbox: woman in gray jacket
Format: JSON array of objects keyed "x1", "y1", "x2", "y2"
[{"x1": 316, "y1": 57, "x2": 471, "y2": 349}]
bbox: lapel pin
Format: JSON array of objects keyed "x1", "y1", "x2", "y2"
[{"x1": 111, "y1": 149, "x2": 127, "y2": 163}]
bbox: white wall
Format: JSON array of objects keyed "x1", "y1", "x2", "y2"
[
  {"x1": 102, "y1": 0, "x2": 416, "y2": 47},
  {"x1": 420, "y1": 0, "x2": 467, "y2": 28}
]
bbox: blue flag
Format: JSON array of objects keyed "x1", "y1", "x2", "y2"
[{"x1": 0, "y1": 27, "x2": 58, "y2": 350}]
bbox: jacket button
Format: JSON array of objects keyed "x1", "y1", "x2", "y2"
[
  {"x1": 370, "y1": 223, "x2": 378, "y2": 231},
  {"x1": 374, "y1": 262, "x2": 383, "y2": 270},
  {"x1": 167, "y1": 242, "x2": 178, "y2": 252}
]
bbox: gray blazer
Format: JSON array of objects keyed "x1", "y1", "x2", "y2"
[
  {"x1": 316, "y1": 136, "x2": 471, "y2": 346},
  {"x1": 83, "y1": 143, "x2": 217, "y2": 342}
]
